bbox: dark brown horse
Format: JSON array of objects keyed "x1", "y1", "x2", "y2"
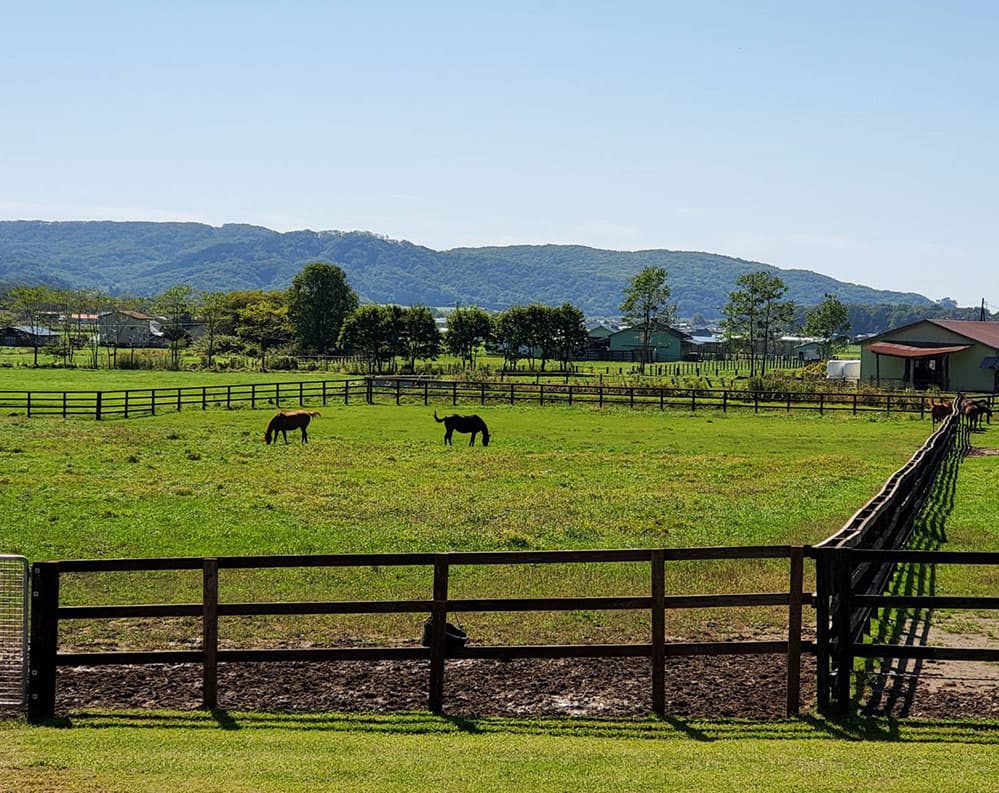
[
  {"x1": 930, "y1": 399, "x2": 952, "y2": 425},
  {"x1": 434, "y1": 410, "x2": 490, "y2": 446},
  {"x1": 265, "y1": 410, "x2": 320, "y2": 444}
]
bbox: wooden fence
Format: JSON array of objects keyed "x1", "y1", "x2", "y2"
[
  {"x1": 27, "y1": 546, "x2": 809, "y2": 723},
  {"x1": 810, "y1": 403, "x2": 972, "y2": 715},
  {"x1": 3, "y1": 377, "x2": 984, "y2": 420}
]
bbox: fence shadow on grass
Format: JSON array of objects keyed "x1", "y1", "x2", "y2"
[
  {"x1": 857, "y1": 431, "x2": 964, "y2": 718},
  {"x1": 55, "y1": 709, "x2": 999, "y2": 744}
]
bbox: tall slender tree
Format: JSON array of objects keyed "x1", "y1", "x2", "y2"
[
  {"x1": 722, "y1": 272, "x2": 794, "y2": 377},
  {"x1": 619, "y1": 267, "x2": 675, "y2": 373}
]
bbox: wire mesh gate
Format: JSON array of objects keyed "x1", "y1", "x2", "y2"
[{"x1": 0, "y1": 555, "x2": 29, "y2": 707}]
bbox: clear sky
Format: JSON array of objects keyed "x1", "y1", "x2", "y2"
[{"x1": 3, "y1": 1, "x2": 997, "y2": 308}]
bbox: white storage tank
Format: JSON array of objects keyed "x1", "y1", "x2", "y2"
[{"x1": 827, "y1": 359, "x2": 860, "y2": 381}]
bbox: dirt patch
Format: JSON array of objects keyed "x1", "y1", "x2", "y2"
[
  {"x1": 860, "y1": 613, "x2": 999, "y2": 719},
  {"x1": 53, "y1": 652, "x2": 814, "y2": 720},
  {"x1": 965, "y1": 446, "x2": 999, "y2": 457}
]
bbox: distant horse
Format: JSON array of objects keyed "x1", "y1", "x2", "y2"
[
  {"x1": 265, "y1": 410, "x2": 321, "y2": 445},
  {"x1": 929, "y1": 399, "x2": 952, "y2": 425},
  {"x1": 962, "y1": 399, "x2": 992, "y2": 431},
  {"x1": 434, "y1": 410, "x2": 490, "y2": 446}
]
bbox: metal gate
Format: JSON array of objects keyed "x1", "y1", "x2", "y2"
[{"x1": 0, "y1": 555, "x2": 29, "y2": 707}]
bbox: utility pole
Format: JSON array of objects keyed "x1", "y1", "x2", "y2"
[{"x1": 981, "y1": 299, "x2": 987, "y2": 322}]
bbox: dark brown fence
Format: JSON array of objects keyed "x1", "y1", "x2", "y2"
[
  {"x1": 815, "y1": 548, "x2": 999, "y2": 717},
  {"x1": 3, "y1": 377, "x2": 986, "y2": 420},
  {"x1": 366, "y1": 377, "x2": 957, "y2": 417},
  {"x1": 27, "y1": 546, "x2": 809, "y2": 723},
  {"x1": 811, "y1": 403, "x2": 972, "y2": 715}
]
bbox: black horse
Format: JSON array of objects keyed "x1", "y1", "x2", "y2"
[{"x1": 434, "y1": 410, "x2": 490, "y2": 446}]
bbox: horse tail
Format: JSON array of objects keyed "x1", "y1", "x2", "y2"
[
  {"x1": 309, "y1": 411, "x2": 321, "y2": 418},
  {"x1": 434, "y1": 410, "x2": 444, "y2": 423}
]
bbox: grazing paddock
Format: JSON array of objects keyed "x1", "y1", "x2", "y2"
[{"x1": 0, "y1": 405, "x2": 933, "y2": 652}]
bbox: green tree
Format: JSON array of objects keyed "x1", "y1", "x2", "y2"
[
  {"x1": 493, "y1": 305, "x2": 533, "y2": 369},
  {"x1": 399, "y1": 305, "x2": 441, "y2": 372},
  {"x1": 8, "y1": 284, "x2": 56, "y2": 367},
  {"x1": 444, "y1": 306, "x2": 492, "y2": 367},
  {"x1": 552, "y1": 303, "x2": 588, "y2": 370},
  {"x1": 803, "y1": 293, "x2": 850, "y2": 359},
  {"x1": 338, "y1": 304, "x2": 396, "y2": 372},
  {"x1": 287, "y1": 262, "x2": 358, "y2": 355},
  {"x1": 154, "y1": 285, "x2": 196, "y2": 370},
  {"x1": 619, "y1": 267, "x2": 675, "y2": 373},
  {"x1": 722, "y1": 272, "x2": 795, "y2": 377},
  {"x1": 236, "y1": 292, "x2": 291, "y2": 370},
  {"x1": 198, "y1": 291, "x2": 231, "y2": 368}
]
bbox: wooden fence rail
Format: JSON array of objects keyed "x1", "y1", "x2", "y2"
[
  {"x1": 4, "y1": 378, "x2": 986, "y2": 420},
  {"x1": 811, "y1": 402, "x2": 969, "y2": 715},
  {"x1": 27, "y1": 546, "x2": 809, "y2": 723},
  {"x1": 811, "y1": 547, "x2": 999, "y2": 717}
]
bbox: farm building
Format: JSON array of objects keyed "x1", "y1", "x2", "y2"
[
  {"x1": 0, "y1": 325, "x2": 60, "y2": 346},
  {"x1": 97, "y1": 310, "x2": 164, "y2": 347},
  {"x1": 860, "y1": 319, "x2": 999, "y2": 393},
  {"x1": 607, "y1": 324, "x2": 693, "y2": 362}
]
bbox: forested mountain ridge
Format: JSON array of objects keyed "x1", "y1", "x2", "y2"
[{"x1": 0, "y1": 220, "x2": 935, "y2": 317}]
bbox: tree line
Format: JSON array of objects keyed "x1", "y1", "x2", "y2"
[{"x1": 2, "y1": 260, "x2": 980, "y2": 374}]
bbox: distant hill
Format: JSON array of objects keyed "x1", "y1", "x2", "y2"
[{"x1": 0, "y1": 220, "x2": 934, "y2": 316}]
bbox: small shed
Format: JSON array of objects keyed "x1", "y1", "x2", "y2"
[{"x1": 860, "y1": 319, "x2": 999, "y2": 392}]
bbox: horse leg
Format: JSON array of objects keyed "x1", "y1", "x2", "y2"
[
  {"x1": 444, "y1": 428, "x2": 453, "y2": 445},
  {"x1": 469, "y1": 431, "x2": 476, "y2": 446},
  {"x1": 302, "y1": 426, "x2": 308, "y2": 443},
  {"x1": 282, "y1": 428, "x2": 289, "y2": 444}
]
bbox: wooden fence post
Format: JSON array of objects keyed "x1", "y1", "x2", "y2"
[
  {"x1": 28, "y1": 562, "x2": 60, "y2": 723},
  {"x1": 481, "y1": 382, "x2": 486, "y2": 406},
  {"x1": 251, "y1": 384, "x2": 257, "y2": 409},
  {"x1": 834, "y1": 549, "x2": 854, "y2": 716},
  {"x1": 452, "y1": 382, "x2": 457, "y2": 406},
  {"x1": 428, "y1": 555, "x2": 450, "y2": 714},
  {"x1": 786, "y1": 546, "x2": 804, "y2": 716},
  {"x1": 96, "y1": 391, "x2": 103, "y2": 421},
  {"x1": 202, "y1": 558, "x2": 219, "y2": 709},
  {"x1": 651, "y1": 550, "x2": 666, "y2": 716},
  {"x1": 176, "y1": 388, "x2": 182, "y2": 412}
]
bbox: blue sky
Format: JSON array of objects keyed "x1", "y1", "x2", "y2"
[{"x1": 2, "y1": 2, "x2": 997, "y2": 307}]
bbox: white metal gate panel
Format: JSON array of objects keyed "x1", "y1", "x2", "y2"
[{"x1": 0, "y1": 555, "x2": 29, "y2": 706}]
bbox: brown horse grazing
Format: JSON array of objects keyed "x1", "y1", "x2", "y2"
[
  {"x1": 265, "y1": 410, "x2": 321, "y2": 445},
  {"x1": 930, "y1": 399, "x2": 952, "y2": 425},
  {"x1": 434, "y1": 410, "x2": 490, "y2": 446},
  {"x1": 962, "y1": 399, "x2": 993, "y2": 431}
]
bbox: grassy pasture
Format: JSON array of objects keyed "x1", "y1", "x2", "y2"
[
  {"x1": 0, "y1": 402, "x2": 939, "y2": 648},
  {"x1": 4, "y1": 392, "x2": 999, "y2": 793}
]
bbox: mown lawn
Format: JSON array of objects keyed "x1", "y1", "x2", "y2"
[{"x1": 3, "y1": 711, "x2": 997, "y2": 793}]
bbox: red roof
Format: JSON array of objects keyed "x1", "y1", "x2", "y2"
[
  {"x1": 928, "y1": 320, "x2": 999, "y2": 347},
  {"x1": 868, "y1": 342, "x2": 971, "y2": 358}
]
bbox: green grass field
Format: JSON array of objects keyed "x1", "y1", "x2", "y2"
[
  {"x1": 3, "y1": 378, "x2": 997, "y2": 793},
  {"x1": 3, "y1": 711, "x2": 997, "y2": 793},
  {"x1": 0, "y1": 400, "x2": 962, "y2": 648}
]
